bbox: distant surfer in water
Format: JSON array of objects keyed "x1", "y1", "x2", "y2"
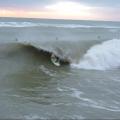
[
  {"x1": 97, "y1": 35, "x2": 101, "y2": 40},
  {"x1": 15, "y1": 38, "x2": 18, "y2": 41}
]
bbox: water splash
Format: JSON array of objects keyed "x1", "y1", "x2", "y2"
[{"x1": 72, "y1": 39, "x2": 120, "y2": 70}]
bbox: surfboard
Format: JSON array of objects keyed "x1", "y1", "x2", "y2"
[{"x1": 51, "y1": 53, "x2": 60, "y2": 66}]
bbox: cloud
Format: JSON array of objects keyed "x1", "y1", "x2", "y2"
[
  {"x1": 0, "y1": 0, "x2": 54, "y2": 10},
  {"x1": 69, "y1": 0, "x2": 120, "y2": 7},
  {"x1": 0, "y1": 0, "x2": 119, "y2": 21},
  {"x1": 91, "y1": 7, "x2": 120, "y2": 20},
  {"x1": 0, "y1": 0, "x2": 119, "y2": 10}
]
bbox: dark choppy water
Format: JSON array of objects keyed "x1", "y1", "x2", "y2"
[{"x1": 0, "y1": 18, "x2": 120, "y2": 119}]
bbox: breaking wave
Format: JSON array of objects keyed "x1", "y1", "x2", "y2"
[
  {"x1": 17, "y1": 40, "x2": 71, "y2": 65},
  {"x1": 72, "y1": 39, "x2": 120, "y2": 70},
  {"x1": 0, "y1": 22, "x2": 120, "y2": 28},
  {"x1": 17, "y1": 38, "x2": 120, "y2": 70}
]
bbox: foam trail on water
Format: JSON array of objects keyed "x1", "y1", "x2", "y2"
[{"x1": 72, "y1": 39, "x2": 120, "y2": 70}]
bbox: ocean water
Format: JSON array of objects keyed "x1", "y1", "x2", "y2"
[{"x1": 0, "y1": 17, "x2": 120, "y2": 119}]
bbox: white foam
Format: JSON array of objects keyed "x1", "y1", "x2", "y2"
[
  {"x1": 24, "y1": 115, "x2": 42, "y2": 120},
  {"x1": 0, "y1": 22, "x2": 120, "y2": 28},
  {"x1": 0, "y1": 22, "x2": 37, "y2": 27},
  {"x1": 72, "y1": 39, "x2": 120, "y2": 70}
]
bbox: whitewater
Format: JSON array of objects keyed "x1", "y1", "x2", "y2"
[{"x1": 72, "y1": 39, "x2": 120, "y2": 70}]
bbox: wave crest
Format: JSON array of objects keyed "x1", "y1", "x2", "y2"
[{"x1": 0, "y1": 22, "x2": 119, "y2": 28}]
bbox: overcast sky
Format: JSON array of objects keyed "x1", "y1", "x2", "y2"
[{"x1": 0, "y1": 0, "x2": 120, "y2": 21}]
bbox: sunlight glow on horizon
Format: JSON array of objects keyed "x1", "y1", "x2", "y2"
[{"x1": 45, "y1": 2, "x2": 91, "y2": 14}]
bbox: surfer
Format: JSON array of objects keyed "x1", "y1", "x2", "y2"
[
  {"x1": 51, "y1": 53, "x2": 60, "y2": 66},
  {"x1": 15, "y1": 38, "x2": 18, "y2": 41}
]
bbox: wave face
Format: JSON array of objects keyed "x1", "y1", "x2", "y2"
[
  {"x1": 72, "y1": 39, "x2": 120, "y2": 70},
  {"x1": 17, "y1": 39, "x2": 92, "y2": 64}
]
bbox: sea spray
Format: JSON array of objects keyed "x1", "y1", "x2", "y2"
[{"x1": 72, "y1": 39, "x2": 120, "y2": 70}]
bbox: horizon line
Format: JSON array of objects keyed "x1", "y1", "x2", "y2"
[{"x1": 0, "y1": 16, "x2": 120, "y2": 22}]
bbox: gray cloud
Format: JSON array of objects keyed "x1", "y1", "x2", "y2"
[
  {"x1": 0, "y1": 0, "x2": 119, "y2": 10},
  {"x1": 0, "y1": 0, "x2": 56, "y2": 9},
  {"x1": 70, "y1": 0, "x2": 120, "y2": 7}
]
